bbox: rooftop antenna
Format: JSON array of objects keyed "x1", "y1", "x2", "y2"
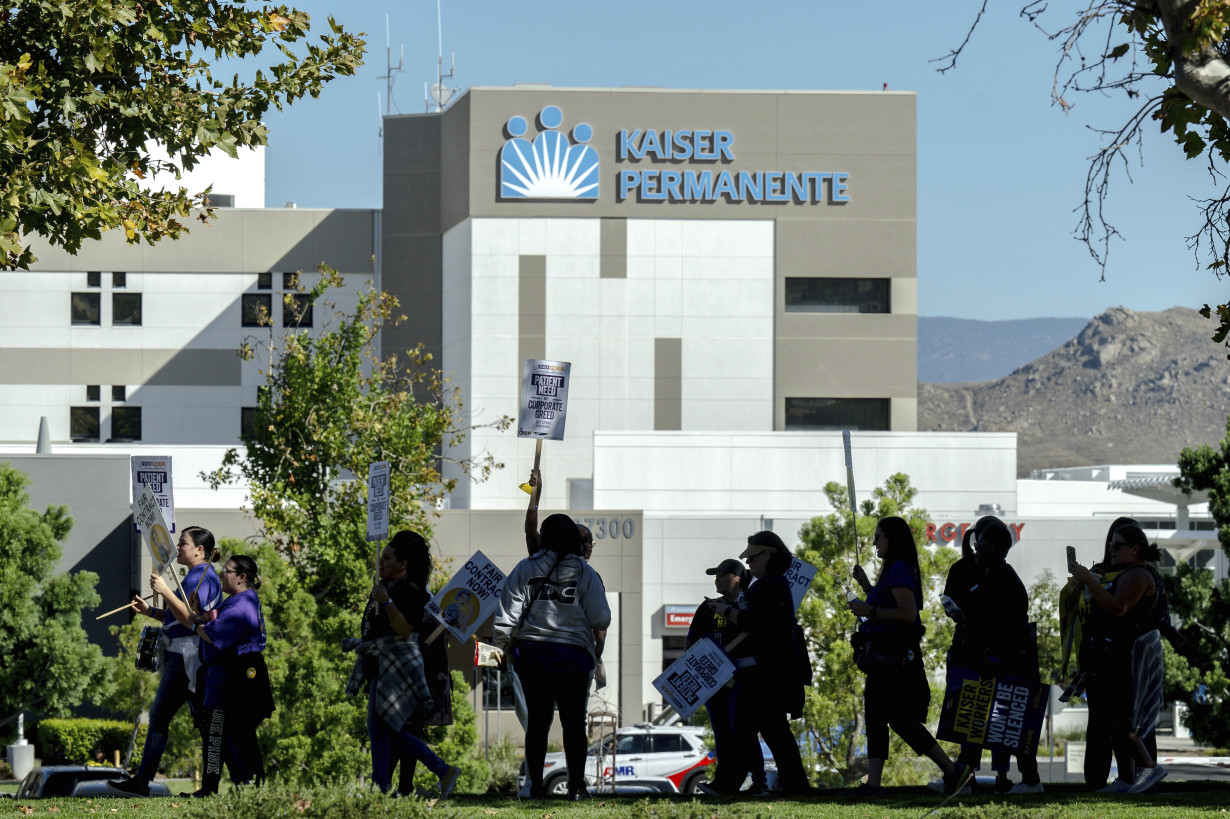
[
  {"x1": 378, "y1": 14, "x2": 405, "y2": 118},
  {"x1": 425, "y1": 0, "x2": 456, "y2": 112}
]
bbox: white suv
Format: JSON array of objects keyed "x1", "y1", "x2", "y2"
[{"x1": 519, "y1": 724, "x2": 714, "y2": 795}]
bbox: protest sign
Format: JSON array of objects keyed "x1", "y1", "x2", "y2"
[
  {"x1": 131, "y1": 455, "x2": 174, "y2": 533},
  {"x1": 517, "y1": 359, "x2": 571, "y2": 440},
  {"x1": 937, "y1": 668, "x2": 1048, "y2": 756},
  {"x1": 784, "y1": 557, "x2": 818, "y2": 611},
  {"x1": 366, "y1": 461, "x2": 390, "y2": 542},
  {"x1": 132, "y1": 483, "x2": 187, "y2": 600},
  {"x1": 651, "y1": 637, "x2": 736, "y2": 720},
  {"x1": 425, "y1": 550, "x2": 506, "y2": 643}
]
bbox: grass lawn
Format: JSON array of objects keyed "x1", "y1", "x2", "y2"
[{"x1": 3, "y1": 782, "x2": 1229, "y2": 818}]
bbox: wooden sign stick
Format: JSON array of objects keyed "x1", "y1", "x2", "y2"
[
  {"x1": 519, "y1": 438, "x2": 543, "y2": 494},
  {"x1": 95, "y1": 595, "x2": 154, "y2": 620}
]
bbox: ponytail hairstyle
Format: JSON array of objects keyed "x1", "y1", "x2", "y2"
[
  {"x1": 182, "y1": 526, "x2": 219, "y2": 562},
  {"x1": 1113, "y1": 524, "x2": 1162, "y2": 564},
  {"x1": 228, "y1": 554, "x2": 261, "y2": 590}
]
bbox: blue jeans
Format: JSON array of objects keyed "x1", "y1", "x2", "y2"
[
  {"x1": 136, "y1": 651, "x2": 197, "y2": 782},
  {"x1": 367, "y1": 690, "x2": 449, "y2": 792}
]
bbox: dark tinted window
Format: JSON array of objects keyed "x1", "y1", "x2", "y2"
[
  {"x1": 113, "y1": 385, "x2": 126, "y2": 402},
  {"x1": 71, "y1": 406, "x2": 100, "y2": 440},
  {"x1": 785, "y1": 277, "x2": 890, "y2": 314},
  {"x1": 241, "y1": 407, "x2": 258, "y2": 438},
  {"x1": 86, "y1": 385, "x2": 100, "y2": 402},
  {"x1": 113, "y1": 293, "x2": 142, "y2": 325},
  {"x1": 616, "y1": 734, "x2": 651, "y2": 755},
  {"x1": 283, "y1": 293, "x2": 313, "y2": 327},
  {"x1": 86, "y1": 271, "x2": 101, "y2": 288},
  {"x1": 653, "y1": 734, "x2": 686, "y2": 753},
  {"x1": 71, "y1": 293, "x2": 101, "y2": 325},
  {"x1": 282, "y1": 272, "x2": 298, "y2": 289},
  {"x1": 257, "y1": 272, "x2": 272, "y2": 290},
  {"x1": 481, "y1": 667, "x2": 517, "y2": 710},
  {"x1": 111, "y1": 406, "x2": 142, "y2": 440},
  {"x1": 112, "y1": 271, "x2": 127, "y2": 288},
  {"x1": 242, "y1": 294, "x2": 272, "y2": 327},
  {"x1": 784, "y1": 398, "x2": 890, "y2": 431}
]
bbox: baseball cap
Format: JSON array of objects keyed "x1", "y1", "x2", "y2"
[{"x1": 705, "y1": 558, "x2": 744, "y2": 576}]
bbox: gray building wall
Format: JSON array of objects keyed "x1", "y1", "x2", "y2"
[{"x1": 382, "y1": 86, "x2": 917, "y2": 431}]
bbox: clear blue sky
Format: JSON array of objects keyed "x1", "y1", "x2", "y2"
[{"x1": 259, "y1": 1, "x2": 1221, "y2": 321}]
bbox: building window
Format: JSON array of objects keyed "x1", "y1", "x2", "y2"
[
  {"x1": 283, "y1": 293, "x2": 313, "y2": 327},
  {"x1": 70, "y1": 407, "x2": 100, "y2": 441},
  {"x1": 242, "y1": 294, "x2": 272, "y2": 327},
  {"x1": 86, "y1": 385, "x2": 100, "y2": 402},
  {"x1": 112, "y1": 385, "x2": 126, "y2": 402},
  {"x1": 113, "y1": 293, "x2": 142, "y2": 326},
  {"x1": 86, "y1": 271, "x2": 101, "y2": 288},
  {"x1": 784, "y1": 277, "x2": 890, "y2": 314},
  {"x1": 110, "y1": 406, "x2": 142, "y2": 441},
  {"x1": 113, "y1": 271, "x2": 127, "y2": 289},
  {"x1": 71, "y1": 293, "x2": 101, "y2": 325},
  {"x1": 204, "y1": 193, "x2": 235, "y2": 207},
  {"x1": 241, "y1": 407, "x2": 258, "y2": 438},
  {"x1": 257, "y1": 272, "x2": 272, "y2": 290},
  {"x1": 785, "y1": 397, "x2": 890, "y2": 431},
  {"x1": 282, "y1": 272, "x2": 298, "y2": 290}
]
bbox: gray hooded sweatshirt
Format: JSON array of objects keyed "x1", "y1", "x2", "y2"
[{"x1": 493, "y1": 549, "x2": 611, "y2": 657}]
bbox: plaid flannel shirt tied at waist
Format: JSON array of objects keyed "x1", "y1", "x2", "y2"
[{"x1": 344, "y1": 635, "x2": 433, "y2": 732}]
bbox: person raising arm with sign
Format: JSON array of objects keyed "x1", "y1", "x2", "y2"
[{"x1": 524, "y1": 469, "x2": 594, "y2": 559}]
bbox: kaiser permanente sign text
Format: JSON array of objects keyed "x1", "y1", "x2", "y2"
[{"x1": 615, "y1": 128, "x2": 850, "y2": 204}]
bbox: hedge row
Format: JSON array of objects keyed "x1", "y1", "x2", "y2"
[{"x1": 38, "y1": 718, "x2": 146, "y2": 766}]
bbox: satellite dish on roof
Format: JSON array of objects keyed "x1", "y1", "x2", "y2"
[{"x1": 430, "y1": 83, "x2": 454, "y2": 107}]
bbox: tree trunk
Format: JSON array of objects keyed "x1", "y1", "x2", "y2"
[{"x1": 1158, "y1": 0, "x2": 1230, "y2": 120}]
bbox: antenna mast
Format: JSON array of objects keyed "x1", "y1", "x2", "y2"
[
  {"x1": 378, "y1": 14, "x2": 405, "y2": 117},
  {"x1": 425, "y1": 0, "x2": 456, "y2": 112}
]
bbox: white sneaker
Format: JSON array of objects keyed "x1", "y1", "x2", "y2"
[
  {"x1": 1007, "y1": 781, "x2": 1045, "y2": 795},
  {"x1": 1097, "y1": 778, "x2": 1132, "y2": 793},
  {"x1": 1127, "y1": 765, "x2": 1167, "y2": 794},
  {"x1": 925, "y1": 778, "x2": 970, "y2": 796}
]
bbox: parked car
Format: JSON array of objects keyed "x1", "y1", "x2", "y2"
[
  {"x1": 519, "y1": 724, "x2": 714, "y2": 795},
  {"x1": 14, "y1": 767, "x2": 172, "y2": 799}
]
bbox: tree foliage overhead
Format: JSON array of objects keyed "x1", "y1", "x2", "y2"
[
  {"x1": 0, "y1": 461, "x2": 111, "y2": 730},
  {"x1": 0, "y1": 0, "x2": 365, "y2": 268},
  {"x1": 941, "y1": 1, "x2": 1230, "y2": 354},
  {"x1": 793, "y1": 473, "x2": 958, "y2": 786}
]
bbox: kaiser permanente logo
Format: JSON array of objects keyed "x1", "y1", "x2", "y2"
[{"x1": 500, "y1": 105, "x2": 599, "y2": 200}]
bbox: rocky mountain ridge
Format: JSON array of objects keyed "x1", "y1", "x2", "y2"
[{"x1": 918, "y1": 307, "x2": 1230, "y2": 475}]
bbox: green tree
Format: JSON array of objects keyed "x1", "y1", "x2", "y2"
[
  {"x1": 0, "y1": 461, "x2": 111, "y2": 734},
  {"x1": 793, "y1": 473, "x2": 958, "y2": 786},
  {"x1": 1175, "y1": 415, "x2": 1230, "y2": 556},
  {"x1": 1028, "y1": 570, "x2": 1063, "y2": 685},
  {"x1": 0, "y1": 0, "x2": 364, "y2": 269},
  {"x1": 942, "y1": 3, "x2": 1230, "y2": 351},
  {"x1": 206, "y1": 267, "x2": 510, "y2": 606},
  {"x1": 1159, "y1": 563, "x2": 1230, "y2": 749}
]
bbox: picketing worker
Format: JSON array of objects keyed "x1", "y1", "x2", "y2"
[
  {"x1": 495, "y1": 513, "x2": 610, "y2": 800},
  {"x1": 1068, "y1": 523, "x2": 1168, "y2": 794},
  {"x1": 189, "y1": 554, "x2": 274, "y2": 797},
  {"x1": 941, "y1": 517, "x2": 1043, "y2": 794},
  {"x1": 351, "y1": 531, "x2": 460, "y2": 798},
  {"x1": 109, "y1": 527, "x2": 221, "y2": 798},
  {"x1": 705, "y1": 531, "x2": 810, "y2": 795},
  {"x1": 688, "y1": 558, "x2": 766, "y2": 796},
  {"x1": 524, "y1": 469, "x2": 594, "y2": 559},
  {"x1": 847, "y1": 516, "x2": 964, "y2": 795}
]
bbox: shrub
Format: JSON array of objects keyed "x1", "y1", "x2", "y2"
[
  {"x1": 38, "y1": 718, "x2": 146, "y2": 766},
  {"x1": 484, "y1": 735, "x2": 521, "y2": 793}
]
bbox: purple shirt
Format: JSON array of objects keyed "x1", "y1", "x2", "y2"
[
  {"x1": 200, "y1": 588, "x2": 265, "y2": 666},
  {"x1": 163, "y1": 563, "x2": 221, "y2": 639}
]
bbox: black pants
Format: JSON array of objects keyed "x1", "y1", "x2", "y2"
[
  {"x1": 199, "y1": 708, "x2": 265, "y2": 795},
  {"x1": 739, "y1": 667, "x2": 807, "y2": 792},
  {"x1": 516, "y1": 662, "x2": 590, "y2": 792},
  {"x1": 864, "y1": 664, "x2": 935, "y2": 760}
]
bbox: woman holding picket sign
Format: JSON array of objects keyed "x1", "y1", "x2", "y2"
[
  {"x1": 847, "y1": 517, "x2": 962, "y2": 795},
  {"x1": 495, "y1": 513, "x2": 610, "y2": 800}
]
